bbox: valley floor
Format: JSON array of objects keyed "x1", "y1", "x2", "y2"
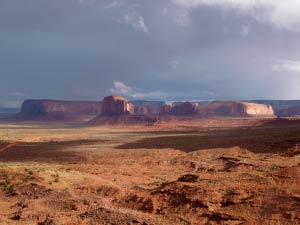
[{"x1": 0, "y1": 118, "x2": 300, "y2": 224}]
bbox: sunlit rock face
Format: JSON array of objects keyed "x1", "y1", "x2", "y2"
[
  {"x1": 127, "y1": 103, "x2": 135, "y2": 115},
  {"x1": 101, "y1": 96, "x2": 132, "y2": 116},
  {"x1": 242, "y1": 102, "x2": 275, "y2": 116},
  {"x1": 250, "y1": 100, "x2": 300, "y2": 117},
  {"x1": 20, "y1": 100, "x2": 102, "y2": 118},
  {"x1": 200, "y1": 101, "x2": 275, "y2": 117}
]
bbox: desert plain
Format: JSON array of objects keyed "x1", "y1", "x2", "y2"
[{"x1": 0, "y1": 118, "x2": 300, "y2": 225}]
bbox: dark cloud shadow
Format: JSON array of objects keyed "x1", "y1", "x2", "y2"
[
  {"x1": 0, "y1": 140, "x2": 105, "y2": 164},
  {"x1": 117, "y1": 121, "x2": 300, "y2": 155}
]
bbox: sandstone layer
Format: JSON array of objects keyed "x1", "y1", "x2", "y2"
[
  {"x1": 19, "y1": 100, "x2": 102, "y2": 119},
  {"x1": 200, "y1": 101, "x2": 275, "y2": 117},
  {"x1": 101, "y1": 96, "x2": 133, "y2": 116},
  {"x1": 170, "y1": 102, "x2": 199, "y2": 116},
  {"x1": 250, "y1": 100, "x2": 300, "y2": 117},
  {"x1": 242, "y1": 102, "x2": 274, "y2": 116},
  {"x1": 16, "y1": 97, "x2": 277, "y2": 122},
  {"x1": 131, "y1": 101, "x2": 163, "y2": 116}
]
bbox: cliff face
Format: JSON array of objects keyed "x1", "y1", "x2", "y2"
[
  {"x1": 170, "y1": 102, "x2": 198, "y2": 116},
  {"x1": 200, "y1": 101, "x2": 247, "y2": 117},
  {"x1": 20, "y1": 100, "x2": 102, "y2": 119},
  {"x1": 249, "y1": 100, "x2": 300, "y2": 117},
  {"x1": 243, "y1": 102, "x2": 274, "y2": 116},
  {"x1": 134, "y1": 103, "x2": 161, "y2": 116},
  {"x1": 130, "y1": 101, "x2": 164, "y2": 116},
  {"x1": 158, "y1": 101, "x2": 274, "y2": 117},
  {"x1": 101, "y1": 96, "x2": 133, "y2": 116},
  {"x1": 127, "y1": 103, "x2": 135, "y2": 115},
  {"x1": 18, "y1": 97, "x2": 277, "y2": 122},
  {"x1": 199, "y1": 101, "x2": 275, "y2": 117}
]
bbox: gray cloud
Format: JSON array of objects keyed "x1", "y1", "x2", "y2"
[
  {"x1": 272, "y1": 60, "x2": 300, "y2": 73},
  {"x1": 121, "y1": 12, "x2": 149, "y2": 33},
  {"x1": 171, "y1": 0, "x2": 300, "y2": 31},
  {"x1": 0, "y1": 0, "x2": 300, "y2": 108},
  {"x1": 110, "y1": 81, "x2": 168, "y2": 100}
]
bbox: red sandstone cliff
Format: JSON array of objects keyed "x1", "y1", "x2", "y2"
[
  {"x1": 199, "y1": 101, "x2": 274, "y2": 117},
  {"x1": 16, "y1": 96, "x2": 275, "y2": 123},
  {"x1": 19, "y1": 100, "x2": 102, "y2": 120},
  {"x1": 101, "y1": 96, "x2": 133, "y2": 116},
  {"x1": 170, "y1": 102, "x2": 199, "y2": 116}
]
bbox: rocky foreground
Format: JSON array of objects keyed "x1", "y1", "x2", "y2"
[{"x1": 0, "y1": 118, "x2": 300, "y2": 224}]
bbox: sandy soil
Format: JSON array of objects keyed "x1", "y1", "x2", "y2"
[{"x1": 0, "y1": 118, "x2": 300, "y2": 224}]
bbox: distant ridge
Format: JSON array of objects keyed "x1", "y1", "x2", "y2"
[{"x1": 8, "y1": 97, "x2": 300, "y2": 123}]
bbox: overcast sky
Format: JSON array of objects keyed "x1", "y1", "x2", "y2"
[{"x1": 1, "y1": 0, "x2": 300, "y2": 107}]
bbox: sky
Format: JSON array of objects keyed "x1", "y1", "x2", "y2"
[{"x1": 1, "y1": 0, "x2": 300, "y2": 108}]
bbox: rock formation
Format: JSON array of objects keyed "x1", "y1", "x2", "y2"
[
  {"x1": 135, "y1": 105, "x2": 148, "y2": 115},
  {"x1": 160, "y1": 104, "x2": 172, "y2": 115},
  {"x1": 248, "y1": 100, "x2": 300, "y2": 117},
  {"x1": 16, "y1": 96, "x2": 277, "y2": 123},
  {"x1": 101, "y1": 96, "x2": 133, "y2": 116},
  {"x1": 276, "y1": 105, "x2": 300, "y2": 117},
  {"x1": 127, "y1": 103, "x2": 135, "y2": 115},
  {"x1": 242, "y1": 102, "x2": 274, "y2": 116},
  {"x1": 199, "y1": 101, "x2": 274, "y2": 117},
  {"x1": 134, "y1": 103, "x2": 161, "y2": 116},
  {"x1": 91, "y1": 97, "x2": 162, "y2": 125},
  {"x1": 19, "y1": 100, "x2": 102, "y2": 119},
  {"x1": 159, "y1": 102, "x2": 199, "y2": 116},
  {"x1": 131, "y1": 101, "x2": 164, "y2": 116}
]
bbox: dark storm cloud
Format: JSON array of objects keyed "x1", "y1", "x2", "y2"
[{"x1": 1, "y1": 0, "x2": 300, "y2": 107}]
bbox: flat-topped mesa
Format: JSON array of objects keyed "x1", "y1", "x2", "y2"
[
  {"x1": 100, "y1": 96, "x2": 134, "y2": 116},
  {"x1": 131, "y1": 101, "x2": 164, "y2": 116},
  {"x1": 160, "y1": 102, "x2": 199, "y2": 116},
  {"x1": 200, "y1": 101, "x2": 275, "y2": 117},
  {"x1": 242, "y1": 102, "x2": 275, "y2": 116},
  {"x1": 170, "y1": 102, "x2": 199, "y2": 116},
  {"x1": 249, "y1": 100, "x2": 300, "y2": 117},
  {"x1": 19, "y1": 100, "x2": 102, "y2": 119}
]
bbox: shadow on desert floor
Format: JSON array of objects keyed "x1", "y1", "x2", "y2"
[
  {"x1": 0, "y1": 140, "x2": 104, "y2": 163},
  {"x1": 117, "y1": 122, "x2": 300, "y2": 155}
]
